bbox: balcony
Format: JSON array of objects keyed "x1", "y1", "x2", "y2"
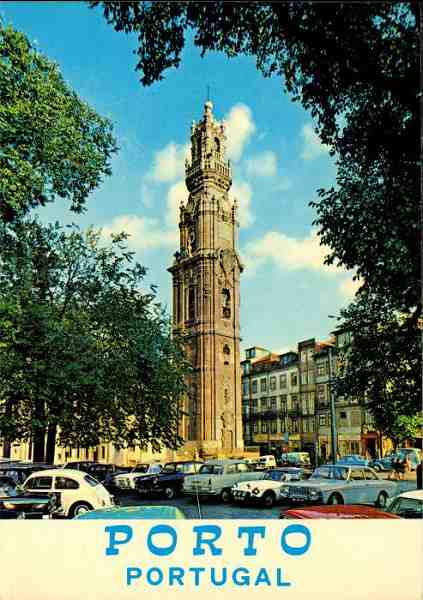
[
  {"x1": 288, "y1": 407, "x2": 302, "y2": 417},
  {"x1": 259, "y1": 410, "x2": 278, "y2": 421}
]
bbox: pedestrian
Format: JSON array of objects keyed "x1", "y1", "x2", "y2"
[
  {"x1": 393, "y1": 457, "x2": 402, "y2": 481},
  {"x1": 416, "y1": 461, "x2": 422, "y2": 490}
]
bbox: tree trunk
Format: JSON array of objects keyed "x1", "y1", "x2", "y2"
[
  {"x1": 33, "y1": 397, "x2": 46, "y2": 462},
  {"x1": 45, "y1": 423, "x2": 57, "y2": 465},
  {"x1": 2, "y1": 441, "x2": 11, "y2": 458}
]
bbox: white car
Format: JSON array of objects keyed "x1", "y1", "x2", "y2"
[
  {"x1": 386, "y1": 489, "x2": 423, "y2": 518},
  {"x1": 23, "y1": 469, "x2": 114, "y2": 517},
  {"x1": 232, "y1": 468, "x2": 308, "y2": 507},
  {"x1": 183, "y1": 459, "x2": 263, "y2": 502},
  {"x1": 111, "y1": 463, "x2": 162, "y2": 491},
  {"x1": 256, "y1": 455, "x2": 277, "y2": 470}
]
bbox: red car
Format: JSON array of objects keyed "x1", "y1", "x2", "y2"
[{"x1": 280, "y1": 505, "x2": 400, "y2": 519}]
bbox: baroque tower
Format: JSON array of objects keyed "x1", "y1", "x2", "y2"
[{"x1": 168, "y1": 101, "x2": 243, "y2": 456}]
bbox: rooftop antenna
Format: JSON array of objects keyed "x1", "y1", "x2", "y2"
[{"x1": 206, "y1": 84, "x2": 210, "y2": 102}]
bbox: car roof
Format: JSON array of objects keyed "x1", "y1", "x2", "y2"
[
  {"x1": 74, "y1": 505, "x2": 186, "y2": 520},
  {"x1": 282, "y1": 505, "x2": 400, "y2": 519},
  {"x1": 396, "y1": 490, "x2": 423, "y2": 501},
  {"x1": 204, "y1": 459, "x2": 247, "y2": 465},
  {"x1": 26, "y1": 468, "x2": 92, "y2": 479}
]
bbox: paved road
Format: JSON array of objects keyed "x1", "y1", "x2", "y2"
[{"x1": 117, "y1": 478, "x2": 417, "y2": 519}]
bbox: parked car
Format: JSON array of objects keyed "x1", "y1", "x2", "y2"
[
  {"x1": 278, "y1": 452, "x2": 311, "y2": 469},
  {"x1": 135, "y1": 461, "x2": 203, "y2": 499},
  {"x1": 280, "y1": 464, "x2": 397, "y2": 508},
  {"x1": 0, "y1": 476, "x2": 57, "y2": 519},
  {"x1": 64, "y1": 461, "x2": 118, "y2": 482},
  {"x1": 395, "y1": 449, "x2": 421, "y2": 471},
  {"x1": 370, "y1": 454, "x2": 396, "y2": 472},
  {"x1": 183, "y1": 459, "x2": 262, "y2": 502},
  {"x1": 336, "y1": 455, "x2": 370, "y2": 467},
  {"x1": 109, "y1": 463, "x2": 163, "y2": 492},
  {"x1": 232, "y1": 467, "x2": 309, "y2": 508},
  {"x1": 256, "y1": 455, "x2": 277, "y2": 470},
  {"x1": 280, "y1": 505, "x2": 400, "y2": 519},
  {"x1": 385, "y1": 490, "x2": 423, "y2": 518},
  {"x1": 23, "y1": 469, "x2": 114, "y2": 517},
  {"x1": 74, "y1": 505, "x2": 186, "y2": 520},
  {"x1": 0, "y1": 462, "x2": 52, "y2": 485}
]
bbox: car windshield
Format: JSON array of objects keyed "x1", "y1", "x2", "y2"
[
  {"x1": 387, "y1": 497, "x2": 422, "y2": 517},
  {"x1": 263, "y1": 471, "x2": 286, "y2": 481},
  {"x1": 132, "y1": 465, "x2": 149, "y2": 474},
  {"x1": 199, "y1": 465, "x2": 224, "y2": 475},
  {"x1": 83, "y1": 474, "x2": 99, "y2": 487},
  {"x1": 311, "y1": 467, "x2": 348, "y2": 480}
]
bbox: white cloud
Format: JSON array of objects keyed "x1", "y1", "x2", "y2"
[
  {"x1": 243, "y1": 229, "x2": 336, "y2": 275},
  {"x1": 301, "y1": 123, "x2": 330, "y2": 161},
  {"x1": 101, "y1": 215, "x2": 178, "y2": 251},
  {"x1": 147, "y1": 142, "x2": 189, "y2": 182},
  {"x1": 224, "y1": 104, "x2": 256, "y2": 162},
  {"x1": 229, "y1": 180, "x2": 254, "y2": 228},
  {"x1": 165, "y1": 180, "x2": 188, "y2": 228},
  {"x1": 245, "y1": 151, "x2": 278, "y2": 177},
  {"x1": 275, "y1": 176, "x2": 293, "y2": 192}
]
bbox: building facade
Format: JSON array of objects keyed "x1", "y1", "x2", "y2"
[{"x1": 168, "y1": 101, "x2": 244, "y2": 457}]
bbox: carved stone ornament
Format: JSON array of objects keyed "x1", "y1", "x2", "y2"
[{"x1": 219, "y1": 248, "x2": 234, "y2": 276}]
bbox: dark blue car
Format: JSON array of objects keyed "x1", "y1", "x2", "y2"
[{"x1": 135, "y1": 461, "x2": 203, "y2": 499}]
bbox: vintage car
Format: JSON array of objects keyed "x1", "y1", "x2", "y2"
[
  {"x1": 255, "y1": 455, "x2": 277, "y2": 470},
  {"x1": 0, "y1": 476, "x2": 57, "y2": 519},
  {"x1": 74, "y1": 505, "x2": 186, "y2": 520},
  {"x1": 232, "y1": 467, "x2": 309, "y2": 507},
  {"x1": 135, "y1": 461, "x2": 203, "y2": 499},
  {"x1": 336, "y1": 455, "x2": 370, "y2": 467},
  {"x1": 385, "y1": 490, "x2": 423, "y2": 518},
  {"x1": 64, "y1": 461, "x2": 120, "y2": 482},
  {"x1": 23, "y1": 468, "x2": 114, "y2": 517},
  {"x1": 280, "y1": 464, "x2": 397, "y2": 508},
  {"x1": 277, "y1": 452, "x2": 311, "y2": 469},
  {"x1": 370, "y1": 454, "x2": 396, "y2": 472},
  {"x1": 280, "y1": 505, "x2": 400, "y2": 519},
  {"x1": 108, "y1": 463, "x2": 163, "y2": 492},
  {"x1": 0, "y1": 462, "x2": 52, "y2": 485},
  {"x1": 183, "y1": 459, "x2": 263, "y2": 502}
]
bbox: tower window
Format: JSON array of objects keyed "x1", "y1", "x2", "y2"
[
  {"x1": 214, "y1": 137, "x2": 220, "y2": 154},
  {"x1": 222, "y1": 288, "x2": 231, "y2": 318},
  {"x1": 223, "y1": 344, "x2": 230, "y2": 355},
  {"x1": 188, "y1": 287, "x2": 195, "y2": 321}
]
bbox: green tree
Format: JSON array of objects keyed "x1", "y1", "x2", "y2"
[
  {"x1": 0, "y1": 221, "x2": 190, "y2": 462},
  {"x1": 0, "y1": 21, "x2": 118, "y2": 223},
  {"x1": 89, "y1": 1, "x2": 420, "y2": 427}
]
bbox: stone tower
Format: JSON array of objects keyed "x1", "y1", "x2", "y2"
[{"x1": 168, "y1": 101, "x2": 244, "y2": 456}]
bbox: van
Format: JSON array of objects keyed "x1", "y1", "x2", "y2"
[{"x1": 257, "y1": 455, "x2": 277, "y2": 469}]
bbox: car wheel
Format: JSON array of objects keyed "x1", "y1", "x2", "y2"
[
  {"x1": 376, "y1": 491, "x2": 388, "y2": 509},
  {"x1": 262, "y1": 491, "x2": 275, "y2": 508},
  {"x1": 220, "y1": 488, "x2": 232, "y2": 503},
  {"x1": 70, "y1": 502, "x2": 93, "y2": 518},
  {"x1": 327, "y1": 493, "x2": 343, "y2": 505},
  {"x1": 164, "y1": 486, "x2": 175, "y2": 500}
]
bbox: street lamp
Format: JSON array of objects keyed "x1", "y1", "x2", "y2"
[{"x1": 320, "y1": 341, "x2": 338, "y2": 462}]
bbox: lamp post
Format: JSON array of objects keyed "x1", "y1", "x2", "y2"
[{"x1": 320, "y1": 340, "x2": 338, "y2": 462}]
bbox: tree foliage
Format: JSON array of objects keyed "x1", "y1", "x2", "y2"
[
  {"x1": 89, "y1": 1, "x2": 420, "y2": 430},
  {"x1": 0, "y1": 221, "x2": 190, "y2": 461},
  {"x1": 0, "y1": 21, "x2": 118, "y2": 222}
]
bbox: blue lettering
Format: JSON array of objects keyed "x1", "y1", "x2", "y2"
[
  {"x1": 105, "y1": 525, "x2": 133, "y2": 556},
  {"x1": 210, "y1": 567, "x2": 227, "y2": 586},
  {"x1": 281, "y1": 524, "x2": 311, "y2": 556},
  {"x1": 232, "y1": 567, "x2": 250, "y2": 586},
  {"x1": 147, "y1": 524, "x2": 177, "y2": 556},
  {"x1": 146, "y1": 567, "x2": 164, "y2": 586},
  {"x1": 238, "y1": 526, "x2": 266, "y2": 556},
  {"x1": 192, "y1": 525, "x2": 223, "y2": 556},
  {"x1": 188, "y1": 567, "x2": 206, "y2": 586},
  {"x1": 126, "y1": 567, "x2": 142, "y2": 586},
  {"x1": 254, "y1": 568, "x2": 271, "y2": 586},
  {"x1": 169, "y1": 567, "x2": 185, "y2": 586},
  {"x1": 276, "y1": 568, "x2": 292, "y2": 587}
]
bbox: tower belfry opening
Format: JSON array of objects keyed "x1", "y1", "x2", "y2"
[{"x1": 168, "y1": 101, "x2": 244, "y2": 457}]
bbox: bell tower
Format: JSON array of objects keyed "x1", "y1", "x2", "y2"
[{"x1": 168, "y1": 101, "x2": 244, "y2": 456}]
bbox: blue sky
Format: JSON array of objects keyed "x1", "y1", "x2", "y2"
[{"x1": 1, "y1": 2, "x2": 359, "y2": 354}]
